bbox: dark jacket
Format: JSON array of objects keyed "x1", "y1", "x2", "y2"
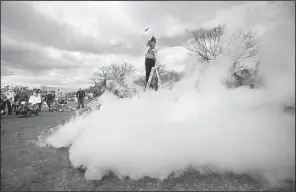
[
  {"x1": 0, "y1": 98, "x2": 6, "y2": 111},
  {"x1": 14, "y1": 94, "x2": 19, "y2": 102},
  {"x1": 93, "y1": 89, "x2": 100, "y2": 97},
  {"x1": 16, "y1": 92, "x2": 29, "y2": 102},
  {"x1": 46, "y1": 93, "x2": 54, "y2": 101},
  {"x1": 76, "y1": 91, "x2": 86, "y2": 100}
]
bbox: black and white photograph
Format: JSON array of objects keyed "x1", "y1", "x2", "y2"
[{"x1": 1, "y1": 1, "x2": 295, "y2": 191}]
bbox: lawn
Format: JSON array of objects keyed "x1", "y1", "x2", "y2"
[{"x1": 1, "y1": 109, "x2": 294, "y2": 191}]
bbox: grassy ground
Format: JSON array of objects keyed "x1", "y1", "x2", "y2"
[{"x1": 1, "y1": 107, "x2": 295, "y2": 191}]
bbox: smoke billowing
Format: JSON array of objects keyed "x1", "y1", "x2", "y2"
[{"x1": 39, "y1": 1, "x2": 295, "y2": 184}]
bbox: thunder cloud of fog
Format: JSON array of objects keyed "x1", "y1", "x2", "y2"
[{"x1": 39, "y1": 1, "x2": 295, "y2": 183}]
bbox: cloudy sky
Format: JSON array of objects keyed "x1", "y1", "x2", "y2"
[{"x1": 1, "y1": 1, "x2": 291, "y2": 90}]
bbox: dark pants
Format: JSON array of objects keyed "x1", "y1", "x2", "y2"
[
  {"x1": 46, "y1": 101, "x2": 52, "y2": 109},
  {"x1": 5, "y1": 100, "x2": 12, "y2": 115},
  {"x1": 78, "y1": 98, "x2": 84, "y2": 109},
  {"x1": 145, "y1": 58, "x2": 156, "y2": 83},
  {"x1": 145, "y1": 58, "x2": 158, "y2": 90},
  {"x1": 0, "y1": 101, "x2": 6, "y2": 114},
  {"x1": 12, "y1": 104, "x2": 17, "y2": 112}
]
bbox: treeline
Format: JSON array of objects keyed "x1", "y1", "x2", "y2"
[
  {"x1": 89, "y1": 63, "x2": 184, "y2": 98},
  {"x1": 185, "y1": 24, "x2": 261, "y2": 88}
]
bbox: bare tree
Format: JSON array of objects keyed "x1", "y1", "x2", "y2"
[
  {"x1": 92, "y1": 63, "x2": 133, "y2": 86},
  {"x1": 91, "y1": 63, "x2": 136, "y2": 97},
  {"x1": 157, "y1": 62, "x2": 167, "y2": 76},
  {"x1": 133, "y1": 68, "x2": 184, "y2": 89},
  {"x1": 185, "y1": 23, "x2": 261, "y2": 89},
  {"x1": 109, "y1": 63, "x2": 135, "y2": 85},
  {"x1": 91, "y1": 66, "x2": 111, "y2": 88},
  {"x1": 224, "y1": 30, "x2": 260, "y2": 88},
  {"x1": 161, "y1": 70, "x2": 184, "y2": 84},
  {"x1": 133, "y1": 75, "x2": 146, "y2": 88},
  {"x1": 186, "y1": 25, "x2": 225, "y2": 63},
  {"x1": 227, "y1": 31, "x2": 259, "y2": 71}
]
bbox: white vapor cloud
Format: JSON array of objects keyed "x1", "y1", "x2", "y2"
[{"x1": 40, "y1": 1, "x2": 295, "y2": 186}]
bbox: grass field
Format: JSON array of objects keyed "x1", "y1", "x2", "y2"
[{"x1": 1, "y1": 107, "x2": 295, "y2": 191}]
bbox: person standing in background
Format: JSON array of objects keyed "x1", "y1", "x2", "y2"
[
  {"x1": 17, "y1": 88, "x2": 29, "y2": 102},
  {"x1": 37, "y1": 89, "x2": 42, "y2": 112},
  {"x1": 93, "y1": 89, "x2": 99, "y2": 98},
  {"x1": 46, "y1": 92, "x2": 54, "y2": 110},
  {"x1": 14, "y1": 88, "x2": 29, "y2": 115},
  {"x1": 76, "y1": 88, "x2": 86, "y2": 109},
  {"x1": 3, "y1": 86, "x2": 14, "y2": 116},
  {"x1": 0, "y1": 97, "x2": 7, "y2": 116},
  {"x1": 12, "y1": 91, "x2": 20, "y2": 113}
]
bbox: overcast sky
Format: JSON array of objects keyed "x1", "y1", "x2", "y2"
[{"x1": 1, "y1": 1, "x2": 290, "y2": 90}]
